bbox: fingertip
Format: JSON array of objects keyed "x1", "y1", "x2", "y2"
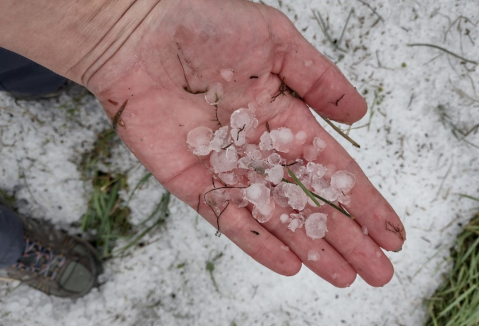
[
  {"x1": 282, "y1": 258, "x2": 302, "y2": 276},
  {"x1": 333, "y1": 268, "x2": 357, "y2": 288},
  {"x1": 361, "y1": 253, "x2": 394, "y2": 287}
]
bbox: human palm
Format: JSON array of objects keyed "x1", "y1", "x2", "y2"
[{"x1": 85, "y1": 0, "x2": 405, "y2": 287}]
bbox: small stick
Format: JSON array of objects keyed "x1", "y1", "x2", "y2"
[
  {"x1": 356, "y1": 0, "x2": 384, "y2": 23},
  {"x1": 237, "y1": 124, "x2": 246, "y2": 141},
  {"x1": 321, "y1": 117, "x2": 360, "y2": 148},
  {"x1": 336, "y1": 8, "x2": 354, "y2": 50},
  {"x1": 212, "y1": 104, "x2": 222, "y2": 127},
  {"x1": 113, "y1": 100, "x2": 128, "y2": 130},
  {"x1": 407, "y1": 43, "x2": 478, "y2": 65},
  {"x1": 177, "y1": 54, "x2": 192, "y2": 92},
  {"x1": 312, "y1": 10, "x2": 348, "y2": 52},
  {"x1": 196, "y1": 194, "x2": 201, "y2": 213}
]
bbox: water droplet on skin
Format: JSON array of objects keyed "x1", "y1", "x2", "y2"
[
  {"x1": 280, "y1": 245, "x2": 290, "y2": 251},
  {"x1": 307, "y1": 249, "x2": 320, "y2": 261},
  {"x1": 220, "y1": 68, "x2": 234, "y2": 82}
]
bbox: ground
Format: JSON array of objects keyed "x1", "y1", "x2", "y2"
[{"x1": 1, "y1": 0, "x2": 478, "y2": 325}]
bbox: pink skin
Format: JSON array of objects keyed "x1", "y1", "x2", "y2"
[{"x1": 83, "y1": 0, "x2": 406, "y2": 287}]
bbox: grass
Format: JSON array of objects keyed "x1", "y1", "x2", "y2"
[
  {"x1": 0, "y1": 188, "x2": 16, "y2": 210},
  {"x1": 424, "y1": 199, "x2": 479, "y2": 326},
  {"x1": 282, "y1": 168, "x2": 352, "y2": 219},
  {"x1": 113, "y1": 191, "x2": 170, "y2": 256},
  {"x1": 436, "y1": 104, "x2": 479, "y2": 149},
  {"x1": 206, "y1": 252, "x2": 224, "y2": 293},
  {"x1": 80, "y1": 129, "x2": 131, "y2": 257},
  {"x1": 80, "y1": 128, "x2": 170, "y2": 258}
]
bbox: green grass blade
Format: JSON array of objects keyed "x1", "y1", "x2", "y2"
[
  {"x1": 126, "y1": 172, "x2": 153, "y2": 206},
  {"x1": 281, "y1": 175, "x2": 352, "y2": 218},
  {"x1": 285, "y1": 167, "x2": 321, "y2": 207}
]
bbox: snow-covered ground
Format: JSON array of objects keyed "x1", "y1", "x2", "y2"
[{"x1": 1, "y1": 0, "x2": 478, "y2": 325}]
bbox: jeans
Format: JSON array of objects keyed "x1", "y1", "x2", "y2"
[
  {"x1": 0, "y1": 47, "x2": 63, "y2": 268},
  {"x1": 0, "y1": 205, "x2": 24, "y2": 268},
  {"x1": 0, "y1": 47, "x2": 66, "y2": 96}
]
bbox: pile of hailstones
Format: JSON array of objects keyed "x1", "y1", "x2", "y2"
[{"x1": 187, "y1": 107, "x2": 356, "y2": 240}]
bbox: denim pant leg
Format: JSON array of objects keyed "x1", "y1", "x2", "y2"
[
  {"x1": 0, "y1": 47, "x2": 67, "y2": 96},
  {"x1": 0, "y1": 205, "x2": 25, "y2": 268}
]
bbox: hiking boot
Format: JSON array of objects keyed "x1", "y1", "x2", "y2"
[{"x1": 5, "y1": 216, "x2": 102, "y2": 298}]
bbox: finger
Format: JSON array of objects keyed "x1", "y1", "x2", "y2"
[
  {"x1": 266, "y1": 96, "x2": 406, "y2": 252},
  {"x1": 322, "y1": 206, "x2": 394, "y2": 287},
  {"x1": 163, "y1": 162, "x2": 303, "y2": 276},
  {"x1": 262, "y1": 205, "x2": 357, "y2": 287},
  {"x1": 265, "y1": 7, "x2": 367, "y2": 124}
]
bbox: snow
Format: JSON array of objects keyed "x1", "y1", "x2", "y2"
[
  {"x1": 267, "y1": 153, "x2": 283, "y2": 165},
  {"x1": 1, "y1": 0, "x2": 479, "y2": 325},
  {"x1": 259, "y1": 131, "x2": 273, "y2": 151},
  {"x1": 288, "y1": 213, "x2": 306, "y2": 232},
  {"x1": 283, "y1": 183, "x2": 308, "y2": 211},
  {"x1": 272, "y1": 182, "x2": 290, "y2": 208},
  {"x1": 280, "y1": 214, "x2": 290, "y2": 224},
  {"x1": 252, "y1": 199, "x2": 275, "y2": 223},
  {"x1": 265, "y1": 164, "x2": 284, "y2": 185},
  {"x1": 209, "y1": 125, "x2": 230, "y2": 152},
  {"x1": 209, "y1": 150, "x2": 237, "y2": 173},
  {"x1": 186, "y1": 126, "x2": 213, "y2": 156},
  {"x1": 230, "y1": 108, "x2": 257, "y2": 146},
  {"x1": 308, "y1": 250, "x2": 321, "y2": 262},
  {"x1": 242, "y1": 183, "x2": 270, "y2": 206},
  {"x1": 204, "y1": 82, "x2": 223, "y2": 105},
  {"x1": 305, "y1": 213, "x2": 328, "y2": 240},
  {"x1": 303, "y1": 144, "x2": 320, "y2": 161},
  {"x1": 269, "y1": 127, "x2": 294, "y2": 152},
  {"x1": 295, "y1": 130, "x2": 307, "y2": 144},
  {"x1": 313, "y1": 136, "x2": 327, "y2": 151},
  {"x1": 220, "y1": 69, "x2": 234, "y2": 82},
  {"x1": 204, "y1": 187, "x2": 230, "y2": 216},
  {"x1": 330, "y1": 170, "x2": 356, "y2": 194}
]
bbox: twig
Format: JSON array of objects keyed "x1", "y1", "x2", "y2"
[
  {"x1": 312, "y1": 10, "x2": 348, "y2": 52},
  {"x1": 356, "y1": 0, "x2": 384, "y2": 23},
  {"x1": 113, "y1": 100, "x2": 128, "y2": 130},
  {"x1": 432, "y1": 161, "x2": 453, "y2": 202},
  {"x1": 0, "y1": 276, "x2": 19, "y2": 282},
  {"x1": 203, "y1": 185, "x2": 248, "y2": 234},
  {"x1": 196, "y1": 194, "x2": 201, "y2": 213},
  {"x1": 459, "y1": 194, "x2": 479, "y2": 202},
  {"x1": 321, "y1": 117, "x2": 361, "y2": 148},
  {"x1": 211, "y1": 104, "x2": 222, "y2": 127},
  {"x1": 407, "y1": 43, "x2": 478, "y2": 65},
  {"x1": 336, "y1": 8, "x2": 354, "y2": 50}
]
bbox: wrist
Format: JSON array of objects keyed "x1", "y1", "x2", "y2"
[{"x1": 0, "y1": 0, "x2": 161, "y2": 85}]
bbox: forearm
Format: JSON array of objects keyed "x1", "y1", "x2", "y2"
[{"x1": 0, "y1": 0, "x2": 160, "y2": 85}]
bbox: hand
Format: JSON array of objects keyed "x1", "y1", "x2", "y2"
[{"x1": 85, "y1": 0, "x2": 405, "y2": 287}]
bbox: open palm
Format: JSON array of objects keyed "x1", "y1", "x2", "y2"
[{"x1": 84, "y1": 0, "x2": 405, "y2": 287}]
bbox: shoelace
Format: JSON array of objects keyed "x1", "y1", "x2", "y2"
[{"x1": 14, "y1": 236, "x2": 67, "y2": 280}]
